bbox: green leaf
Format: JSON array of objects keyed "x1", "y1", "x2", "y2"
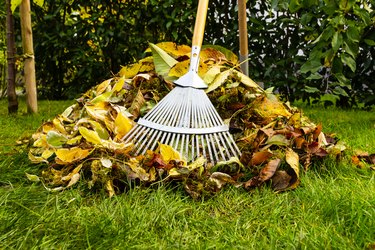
[
  {"x1": 11, "y1": 0, "x2": 22, "y2": 12},
  {"x1": 289, "y1": 0, "x2": 302, "y2": 13},
  {"x1": 343, "y1": 41, "x2": 358, "y2": 58},
  {"x1": 341, "y1": 53, "x2": 356, "y2": 72},
  {"x1": 346, "y1": 26, "x2": 360, "y2": 43},
  {"x1": 46, "y1": 130, "x2": 67, "y2": 147},
  {"x1": 333, "y1": 86, "x2": 349, "y2": 97},
  {"x1": 149, "y1": 43, "x2": 177, "y2": 77},
  {"x1": 332, "y1": 32, "x2": 343, "y2": 52},
  {"x1": 300, "y1": 59, "x2": 321, "y2": 74},
  {"x1": 364, "y1": 39, "x2": 375, "y2": 46},
  {"x1": 306, "y1": 72, "x2": 322, "y2": 80},
  {"x1": 334, "y1": 73, "x2": 350, "y2": 86},
  {"x1": 304, "y1": 86, "x2": 320, "y2": 93},
  {"x1": 266, "y1": 134, "x2": 289, "y2": 146}
]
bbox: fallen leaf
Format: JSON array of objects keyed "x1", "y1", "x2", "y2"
[
  {"x1": 271, "y1": 170, "x2": 292, "y2": 191},
  {"x1": 250, "y1": 151, "x2": 273, "y2": 166},
  {"x1": 26, "y1": 173, "x2": 40, "y2": 182},
  {"x1": 285, "y1": 148, "x2": 300, "y2": 179},
  {"x1": 79, "y1": 126, "x2": 102, "y2": 145},
  {"x1": 55, "y1": 147, "x2": 91, "y2": 164},
  {"x1": 259, "y1": 158, "x2": 281, "y2": 181}
]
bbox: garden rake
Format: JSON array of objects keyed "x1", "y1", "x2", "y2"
[{"x1": 123, "y1": 0, "x2": 241, "y2": 164}]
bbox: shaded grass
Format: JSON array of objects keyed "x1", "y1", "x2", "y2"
[{"x1": 0, "y1": 99, "x2": 374, "y2": 249}]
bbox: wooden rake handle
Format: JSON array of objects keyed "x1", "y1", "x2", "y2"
[
  {"x1": 192, "y1": 0, "x2": 209, "y2": 48},
  {"x1": 238, "y1": 0, "x2": 249, "y2": 76}
]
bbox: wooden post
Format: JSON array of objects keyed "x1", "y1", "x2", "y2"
[
  {"x1": 6, "y1": 0, "x2": 18, "y2": 113},
  {"x1": 20, "y1": 0, "x2": 38, "y2": 114}
]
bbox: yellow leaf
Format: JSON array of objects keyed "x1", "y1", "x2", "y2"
[
  {"x1": 206, "y1": 69, "x2": 231, "y2": 93},
  {"x1": 112, "y1": 77, "x2": 125, "y2": 92},
  {"x1": 101, "y1": 139, "x2": 133, "y2": 152},
  {"x1": 160, "y1": 144, "x2": 183, "y2": 162},
  {"x1": 285, "y1": 148, "x2": 300, "y2": 179},
  {"x1": 115, "y1": 110, "x2": 134, "y2": 139},
  {"x1": 55, "y1": 147, "x2": 91, "y2": 164},
  {"x1": 61, "y1": 163, "x2": 83, "y2": 181},
  {"x1": 42, "y1": 122, "x2": 54, "y2": 133},
  {"x1": 28, "y1": 151, "x2": 48, "y2": 163},
  {"x1": 85, "y1": 103, "x2": 109, "y2": 121},
  {"x1": 236, "y1": 70, "x2": 263, "y2": 92},
  {"x1": 53, "y1": 118, "x2": 67, "y2": 134},
  {"x1": 106, "y1": 180, "x2": 115, "y2": 197},
  {"x1": 168, "y1": 60, "x2": 189, "y2": 78},
  {"x1": 32, "y1": 134, "x2": 48, "y2": 148},
  {"x1": 119, "y1": 63, "x2": 141, "y2": 79},
  {"x1": 203, "y1": 65, "x2": 222, "y2": 85},
  {"x1": 90, "y1": 91, "x2": 113, "y2": 104},
  {"x1": 66, "y1": 173, "x2": 80, "y2": 188},
  {"x1": 152, "y1": 42, "x2": 191, "y2": 58},
  {"x1": 66, "y1": 135, "x2": 83, "y2": 145},
  {"x1": 96, "y1": 78, "x2": 112, "y2": 95},
  {"x1": 79, "y1": 126, "x2": 102, "y2": 145},
  {"x1": 41, "y1": 149, "x2": 55, "y2": 159}
]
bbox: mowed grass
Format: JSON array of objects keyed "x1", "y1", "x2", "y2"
[{"x1": 0, "y1": 98, "x2": 374, "y2": 249}]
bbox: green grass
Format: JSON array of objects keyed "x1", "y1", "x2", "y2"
[{"x1": 0, "y1": 98, "x2": 374, "y2": 249}]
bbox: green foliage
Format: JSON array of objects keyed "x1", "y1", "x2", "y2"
[
  {"x1": 32, "y1": 0, "x2": 196, "y2": 99},
  {"x1": 7, "y1": 0, "x2": 372, "y2": 106}
]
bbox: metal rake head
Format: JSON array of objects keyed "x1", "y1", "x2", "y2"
[{"x1": 122, "y1": 87, "x2": 241, "y2": 164}]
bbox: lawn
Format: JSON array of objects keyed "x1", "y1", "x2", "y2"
[{"x1": 0, "y1": 98, "x2": 374, "y2": 249}]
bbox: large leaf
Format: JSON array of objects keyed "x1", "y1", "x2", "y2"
[
  {"x1": 149, "y1": 43, "x2": 178, "y2": 77},
  {"x1": 114, "y1": 110, "x2": 134, "y2": 139},
  {"x1": 55, "y1": 147, "x2": 91, "y2": 164},
  {"x1": 341, "y1": 53, "x2": 356, "y2": 72},
  {"x1": 46, "y1": 130, "x2": 68, "y2": 147},
  {"x1": 78, "y1": 127, "x2": 102, "y2": 145}
]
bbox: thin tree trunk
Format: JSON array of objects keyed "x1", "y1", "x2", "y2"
[
  {"x1": 6, "y1": 0, "x2": 18, "y2": 114},
  {"x1": 20, "y1": 0, "x2": 38, "y2": 114}
]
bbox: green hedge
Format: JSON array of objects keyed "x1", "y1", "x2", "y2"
[{"x1": 28, "y1": 0, "x2": 375, "y2": 107}]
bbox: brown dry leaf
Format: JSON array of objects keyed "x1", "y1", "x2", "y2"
[
  {"x1": 200, "y1": 47, "x2": 226, "y2": 64},
  {"x1": 209, "y1": 172, "x2": 236, "y2": 189},
  {"x1": 271, "y1": 170, "x2": 292, "y2": 191},
  {"x1": 259, "y1": 158, "x2": 281, "y2": 181},
  {"x1": 250, "y1": 151, "x2": 273, "y2": 166}
]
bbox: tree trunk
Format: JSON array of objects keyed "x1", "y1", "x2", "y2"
[
  {"x1": 20, "y1": 0, "x2": 38, "y2": 114},
  {"x1": 6, "y1": 0, "x2": 18, "y2": 114}
]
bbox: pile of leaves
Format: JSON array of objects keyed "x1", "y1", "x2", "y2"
[{"x1": 28, "y1": 42, "x2": 347, "y2": 198}]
